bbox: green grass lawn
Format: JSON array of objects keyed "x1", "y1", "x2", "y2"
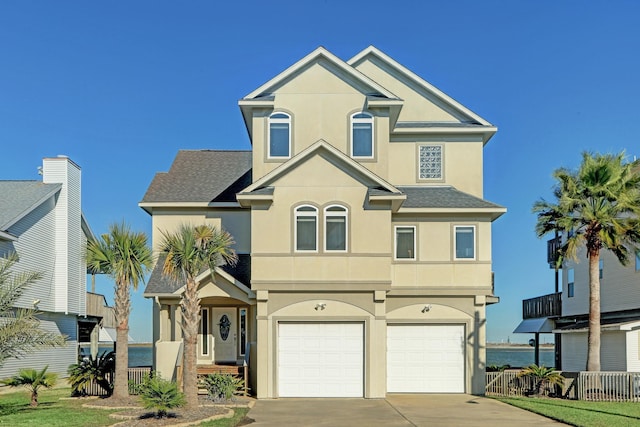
[
  {"x1": 0, "y1": 388, "x2": 249, "y2": 427},
  {"x1": 496, "y1": 397, "x2": 640, "y2": 427},
  {"x1": 0, "y1": 388, "x2": 120, "y2": 426}
]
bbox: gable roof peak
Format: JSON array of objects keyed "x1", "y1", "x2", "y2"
[{"x1": 242, "y1": 46, "x2": 398, "y2": 100}]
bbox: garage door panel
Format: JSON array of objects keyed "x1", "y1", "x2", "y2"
[
  {"x1": 278, "y1": 322, "x2": 363, "y2": 397},
  {"x1": 387, "y1": 324, "x2": 464, "y2": 393}
]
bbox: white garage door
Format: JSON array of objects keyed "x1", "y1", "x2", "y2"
[
  {"x1": 278, "y1": 322, "x2": 363, "y2": 397},
  {"x1": 387, "y1": 324, "x2": 465, "y2": 393}
]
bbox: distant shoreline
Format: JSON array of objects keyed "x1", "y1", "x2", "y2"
[{"x1": 487, "y1": 343, "x2": 554, "y2": 349}]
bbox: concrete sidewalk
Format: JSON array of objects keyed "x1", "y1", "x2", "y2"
[{"x1": 247, "y1": 394, "x2": 566, "y2": 426}]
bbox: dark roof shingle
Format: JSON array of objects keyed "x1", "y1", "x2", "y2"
[
  {"x1": 141, "y1": 150, "x2": 252, "y2": 203},
  {"x1": 397, "y1": 186, "x2": 504, "y2": 209},
  {"x1": 0, "y1": 181, "x2": 61, "y2": 229}
]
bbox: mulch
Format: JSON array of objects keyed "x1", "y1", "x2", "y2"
[{"x1": 81, "y1": 395, "x2": 255, "y2": 427}]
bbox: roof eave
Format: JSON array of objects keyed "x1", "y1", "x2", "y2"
[
  {"x1": 397, "y1": 207, "x2": 507, "y2": 220},
  {"x1": 236, "y1": 193, "x2": 273, "y2": 208},
  {"x1": 0, "y1": 230, "x2": 18, "y2": 241},
  {"x1": 392, "y1": 126, "x2": 498, "y2": 144}
]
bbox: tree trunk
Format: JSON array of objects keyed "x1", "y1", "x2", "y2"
[
  {"x1": 182, "y1": 277, "x2": 201, "y2": 408},
  {"x1": 113, "y1": 279, "x2": 131, "y2": 399},
  {"x1": 586, "y1": 250, "x2": 601, "y2": 371},
  {"x1": 30, "y1": 390, "x2": 38, "y2": 407}
]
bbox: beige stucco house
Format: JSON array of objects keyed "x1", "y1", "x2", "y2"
[{"x1": 140, "y1": 46, "x2": 506, "y2": 398}]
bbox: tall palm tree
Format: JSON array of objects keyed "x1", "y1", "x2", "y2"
[
  {"x1": 533, "y1": 152, "x2": 640, "y2": 371},
  {"x1": 86, "y1": 222, "x2": 152, "y2": 399},
  {"x1": 158, "y1": 224, "x2": 237, "y2": 408},
  {"x1": 1, "y1": 366, "x2": 58, "y2": 407}
]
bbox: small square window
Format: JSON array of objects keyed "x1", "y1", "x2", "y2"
[
  {"x1": 395, "y1": 226, "x2": 416, "y2": 260},
  {"x1": 454, "y1": 225, "x2": 475, "y2": 260},
  {"x1": 568, "y1": 282, "x2": 574, "y2": 298}
]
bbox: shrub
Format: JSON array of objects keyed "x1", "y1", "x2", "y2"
[
  {"x1": 201, "y1": 373, "x2": 245, "y2": 402},
  {"x1": 518, "y1": 364, "x2": 564, "y2": 397},
  {"x1": 138, "y1": 376, "x2": 185, "y2": 418},
  {"x1": 67, "y1": 350, "x2": 115, "y2": 396}
]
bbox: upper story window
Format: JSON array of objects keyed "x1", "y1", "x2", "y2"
[
  {"x1": 351, "y1": 112, "x2": 374, "y2": 158},
  {"x1": 395, "y1": 226, "x2": 416, "y2": 260},
  {"x1": 325, "y1": 205, "x2": 348, "y2": 252},
  {"x1": 295, "y1": 205, "x2": 317, "y2": 252},
  {"x1": 268, "y1": 112, "x2": 291, "y2": 158},
  {"x1": 567, "y1": 268, "x2": 575, "y2": 298},
  {"x1": 454, "y1": 225, "x2": 475, "y2": 260},
  {"x1": 636, "y1": 251, "x2": 640, "y2": 271},
  {"x1": 419, "y1": 144, "x2": 443, "y2": 180}
]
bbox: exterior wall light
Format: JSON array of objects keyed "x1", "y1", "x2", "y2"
[
  {"x1": 315, "y1": 303, "x2": 326, "y2": 311},
  {"x1": 421, "y1": 304, "x2": 432, "y2": 313}
]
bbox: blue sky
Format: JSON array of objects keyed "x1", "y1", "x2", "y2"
[{"x1": 1, "y1": 1, "x2": 639, "y2": 343}]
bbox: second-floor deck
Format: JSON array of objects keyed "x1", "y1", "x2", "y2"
[{"x1": 523, "y1": 292, "x2": 562, "y2": 319}]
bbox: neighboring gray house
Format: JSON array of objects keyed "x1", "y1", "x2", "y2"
[{"x1": 0, "y1": 156, "x2": 96, "y2": 378}]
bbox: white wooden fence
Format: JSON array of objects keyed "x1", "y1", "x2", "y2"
[{"x1": 486, "y1": 370, "x2": 640, "y2": 402}]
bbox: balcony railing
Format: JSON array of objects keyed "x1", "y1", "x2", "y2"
[
  {"x1": 547, "y1": 236, "x2": 561, "y2": 268},
  {"x1": 522, "y1": 292, "x2": 562, "y2": 319}
]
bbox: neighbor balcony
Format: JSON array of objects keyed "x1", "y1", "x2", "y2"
[{"x1": 522, "y1": 292, "x2": 562, "y2": 319}]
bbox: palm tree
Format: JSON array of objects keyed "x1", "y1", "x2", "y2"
[
  {"x1": 86, "y1": 222, "x2": 152, "y2": 399},
  {"x1": 1, "y1": 366, "x2": 58, "y2": 407},
  {"x1": 158, "y1": 224, "x2": 237, "y2": 408},
  {"x1": 533, "y1": 152, "x2": 640, "y2": 371},
  {"x1": 0, "y1": 252, "x2": 66, "y2": 367}
]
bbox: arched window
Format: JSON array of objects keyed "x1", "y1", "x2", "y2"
[
  {"x1": 351, "y1": 112, "x2": 374, "y2": 158},
  {"x1": 295, "y1": 205, "x2": 317, "y2": 251},
  {"x1": 324, "y1": 205, "x2": 347, "y2": 252},
  {"x1": 268, "y1": 112, "x2": 291, "y2": 158}
]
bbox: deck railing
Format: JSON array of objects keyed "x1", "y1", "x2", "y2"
[
  {"x1": 486, "y1": 370, "x2": 640, "y2": 402},
  {"x1": 522, "y1": 292, "x2": 561, "y2": 319}
]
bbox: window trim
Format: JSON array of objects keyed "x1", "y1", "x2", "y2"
[
  {"x1": 324, "y1": 205, "x2": 348, "y2": 253},
  {"x1": 350, "y1": 112, "x2": 374, "y2": 159},
  {"x1": 268, "y1": 112, "x2": 291, "y2": 159},
  {"x1": 636, "y1": 251, "x2": 640, "y2": 272},
  {"x1": 417, "y1": 143, "x2": 444, "y2": 181},
  {"x1": 294, "y1": 204, "x2": 318, "y2": 253},
  {"x1": 453, "y1": 225, "x2": 476, "y2": 261},
  {"x1": 394, "y1": 225, "x2": 417, "y2": 261}
]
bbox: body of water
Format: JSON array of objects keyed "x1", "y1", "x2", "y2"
[
  {"x1": 487, "y1": 347, "x2": 555, "y2": 368},
  {"x1": 80, "y1": 345, "x2": 153, "y2": 367}
]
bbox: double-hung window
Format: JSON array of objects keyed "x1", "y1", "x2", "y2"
[
  {"x1": 454, "y1": 225, "x2": 475, "y2": 260},
  {"x1": 395, "y1": 226, "x2": 416, "y2": 260},
  {"x1": 295, "y1": 205, "x2": 318, "y2": 251},
  {"x1": 325, "y1": 205, "x2": 347, "y2": 252},
  {"x1": 351, "y1": 112, "x2": 374, "y2": 158},
  {"x1": 268, "y1": 112, "x2": 291, "y2": 158}
]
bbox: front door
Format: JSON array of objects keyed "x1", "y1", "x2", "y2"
[{"x1": 212, "y1": 308, "x2": 237, "y2": 363}]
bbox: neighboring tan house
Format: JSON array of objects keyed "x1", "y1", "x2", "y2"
[
  {"x1": 140, "y1": 46, "x2": 506, "y2": 397},
  {"x1": 0, "y1": 156, "x2": 99, "y2": 378}
]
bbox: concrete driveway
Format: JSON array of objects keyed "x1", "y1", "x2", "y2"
[{"x1": 247, "y1": 394, "x2": 566, "y2": 426}]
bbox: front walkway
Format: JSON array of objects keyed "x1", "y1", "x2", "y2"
[{"x1": 247, "y1": 394, "x2": 566, "y2": 426}]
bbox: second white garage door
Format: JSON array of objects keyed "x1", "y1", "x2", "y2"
[
  {"x1": 387, "y1": 324, "x2": 465, "y2": 393},
  {"x1": 278, "y1": 322, "x2": 363, "y2": 397}
]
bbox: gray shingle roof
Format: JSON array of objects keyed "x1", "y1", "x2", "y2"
[
  {"x1": 141, "y1": 150, "x2": 252, "y2": 203},
  {"x1": 144, "y1": 254, "x2": 251, "y2": 295},
  {"x1": 397, "y1": 186, "x2": 504, "y2": 209},
  {"x1": 395, "y1": 121, "x2": 484, "y2": 128},
  {"x1": 0, "y1": 181, "x2": 61, "y2": 229}
]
